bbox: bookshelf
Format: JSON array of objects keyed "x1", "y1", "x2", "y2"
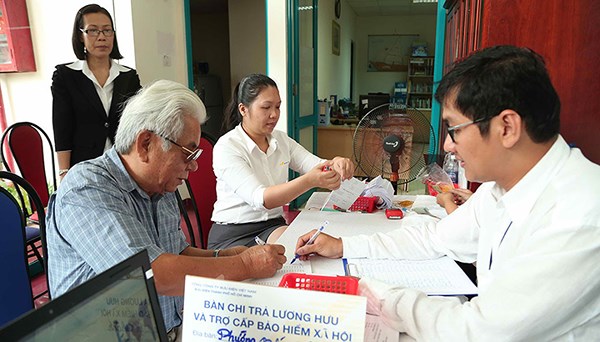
[{"x1": 407, "y1": 57, "x2": 434, "y2": 111}]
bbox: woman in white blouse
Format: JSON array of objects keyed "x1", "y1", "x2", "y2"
[{"x1": 208, "y1": 74, "x2": 354, "y2": 249}]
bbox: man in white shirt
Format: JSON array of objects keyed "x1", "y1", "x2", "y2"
[{"x1": 295, "y1": 45, "x2": 600, "y2": 340}]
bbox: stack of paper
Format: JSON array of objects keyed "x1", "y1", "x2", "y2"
[{"x1": 344, "y1": 256, "x2": 477, "y2": 296}]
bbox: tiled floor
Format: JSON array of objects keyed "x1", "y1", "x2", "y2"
[{"x1": 31, "y1": 272, "x2": 50, "y2": 308}]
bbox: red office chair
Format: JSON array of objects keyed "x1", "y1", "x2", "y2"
[
  {"x1": 176, "y1": 132, "x2": 217, "y2": 249},
  {"x1": 1, "y1": 122, "x2": 57, "y2": 209}
]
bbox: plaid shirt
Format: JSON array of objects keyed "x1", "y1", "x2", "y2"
[{"x1": 47, "y1": 148, "x2": 188, "y2": 331}]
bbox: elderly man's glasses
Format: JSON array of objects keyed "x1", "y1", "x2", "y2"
[
  {"x1": 80, "y1": 28, "x2": 115, "y2": 37},
  {"x1": 152, "y1": 131, "x2": 202, "y2": 162},
  {"x1": 445, "y1": 116, "x2": 492, "y2": 143}
]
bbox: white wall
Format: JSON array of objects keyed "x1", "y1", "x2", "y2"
[
  {"x1": 317, "y1": 0, "x2": 356, "y2": 102},
  {"x1": 265, "y1": 0, "x2": 288, "y2": 132},
  {"x1": 130, "y1": 0, "x2": 188, "y2": 85},
  {"x1": 355, "y1": 14, "x2": 436, "y2": 98}
]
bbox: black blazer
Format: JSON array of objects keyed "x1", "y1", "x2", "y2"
[{"x1": 51, "y1": 62, "x2": 141, "y2": 166}]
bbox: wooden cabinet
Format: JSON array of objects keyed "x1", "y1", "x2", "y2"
[
  {"x1": 317, "y1": 126, "x2": 355, "y2": 162},
  {"x1": 0, "y1": 0, "x2": 36, "y2": 72},
  {"x1": 442, "y1": 0, "x2": 600, "y2": 164}
]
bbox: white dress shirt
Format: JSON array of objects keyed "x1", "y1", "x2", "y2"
[
  {"x1": 343, "y1": 135, "x2": 600, "y2": 341},
  {"x1": 212, "y1": 125, "x2": 323, "y2": 224}
]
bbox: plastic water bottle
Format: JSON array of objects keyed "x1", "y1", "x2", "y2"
[{"x1": 443, "y1": 152, "x2": 459, "y2": 185}]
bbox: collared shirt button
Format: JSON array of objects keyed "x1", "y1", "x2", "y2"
[{"x1": 104, "y1": 122, "x2": 109, "y2": 128}]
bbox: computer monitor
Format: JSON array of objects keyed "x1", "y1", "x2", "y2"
[
  {"x1": 0, "y1": 250, "x2": 168, "y2": 341},
  {"x1": 359, "y1": 93, "x2": 390, "y2": 118}
]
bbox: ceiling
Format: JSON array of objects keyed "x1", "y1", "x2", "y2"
[
  {"x1": 347, "y1": 0, "x2": 438, "y2": 16},
  {"x1": 189, "y1": 0, "x2": 438, "y2": 16}
]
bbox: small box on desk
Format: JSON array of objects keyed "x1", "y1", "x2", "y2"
[{"x1": 318, "y1": 100, "x2": 331, "y2": 126}]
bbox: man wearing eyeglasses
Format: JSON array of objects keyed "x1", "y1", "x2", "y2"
[
  {"x1": 47, "y1": 80, "x2": 287, "y2": 336},
  {"x1": 294, "y1": 46, "x2": 600, "y2": 340}
]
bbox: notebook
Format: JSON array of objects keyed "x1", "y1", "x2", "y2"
[
  {"x1": 0, "y1": 250, "x2": 168, "y2": 341},
  {"x1": 343, "y1": 256, "x2": 478, "y2": 296}
]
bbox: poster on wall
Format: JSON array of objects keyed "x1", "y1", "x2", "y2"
[
  {"x1": 332, "y1": 20, "x2": 341, "y2": 56},
  {"x1": 367, "y1": 34, "x2": 419, "y2": 72}
]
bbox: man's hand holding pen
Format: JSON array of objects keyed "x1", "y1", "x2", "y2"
[{"x1": 294, "y1": 231, "x2": 344, "y2": 261}]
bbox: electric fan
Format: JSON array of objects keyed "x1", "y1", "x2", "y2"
[{"x1": 352, "y1": 104, "x2": 436, "y2": 193}]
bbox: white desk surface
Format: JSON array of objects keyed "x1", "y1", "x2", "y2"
[
  {"x1": 275, "y1": 192, "x2": 442, "y2": 342},
  {"x1": 276, "y1": 192, "x2": 418, "y2": 275}
]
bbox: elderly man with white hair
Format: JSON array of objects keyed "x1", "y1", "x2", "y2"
[{"x1": 47, "y1": 80, "x2": 286, "y2": 338}]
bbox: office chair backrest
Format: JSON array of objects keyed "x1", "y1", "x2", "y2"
[
  {"x1": 175, "y1": 186, "x2": 199, "y2": 248},
  {"x1": 0, "y1": 171, "x2": 50, "y2": 299},
  {"x1": 188, "y1": 133, "x2": 217, "y2": 248},
  {"x1": 0, "y1": 186, "x2": 34, "y2": 326},
  {"x1": 0, "y1": 122, "x2": 56, "y2": 209}
]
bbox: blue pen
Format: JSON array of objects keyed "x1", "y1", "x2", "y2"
[{"x1": 290, "y1": 220, "x2": 329, "y2": 264}]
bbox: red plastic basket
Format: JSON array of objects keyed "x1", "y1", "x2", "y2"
[
  {"x1": 278, "y1": 273, "x2": 358, "y2": 295},
  {"x1": 334, "y1": 196, "x2": 377, "y2": 213}
]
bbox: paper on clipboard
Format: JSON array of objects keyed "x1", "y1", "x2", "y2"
[
  {"x1": 325, "y1": 177, "x2": 367, "y2": 210},
  {"x1": 343, "y1": 257, "x2": 478, "y2": 296}
]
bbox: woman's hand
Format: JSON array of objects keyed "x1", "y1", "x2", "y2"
[
  {"x1": 307, "y1": 162, "x2": 342, "y2": 190},
  {"x1": 450, "y1": 188, "x2": 473, "y2": 205},
  {"x1": 331, "y1": 157, "x2": 355, "y2": 180},
  {"x1": 436, "y1": 188, "x2": 473, "y2": 214}
]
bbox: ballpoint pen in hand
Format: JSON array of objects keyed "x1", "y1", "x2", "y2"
[
  {"x1": 290, "y1": 220, "x2": 329, "y2": 264},
  {"x1": 255, "y1": 236, "x2": 266, "y2": 245}
]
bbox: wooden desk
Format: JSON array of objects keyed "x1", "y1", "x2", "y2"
[{"x1": 317, "y1": 125, "x2": 357, "y2": 161}]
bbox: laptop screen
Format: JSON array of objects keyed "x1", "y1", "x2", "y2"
[{"x1": 0, "y1": 250, "x2": 168, "y2": 341}]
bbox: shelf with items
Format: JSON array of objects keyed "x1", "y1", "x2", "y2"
[{"x1": 407, "y1": 57, "x2": 434, "y2": 111}]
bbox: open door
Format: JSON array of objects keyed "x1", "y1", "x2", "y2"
[{"x1": 287, "y1": 0, "x2": 318, "y2": 208}]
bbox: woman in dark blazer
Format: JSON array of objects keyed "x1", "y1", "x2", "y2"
[{"x1": 52, "y1": 4, "x2": 141, "y2": 177}]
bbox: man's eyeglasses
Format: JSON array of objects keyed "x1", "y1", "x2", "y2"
[
  {"x1": 445, "y1": 116, "x2": 492, "y2": 143},
  {"x1": 152, "y1": 131, "x2": 202, "y2": 162},
  {"x1": 80, "y1": 28, "x2": 115, "y2": 37}
]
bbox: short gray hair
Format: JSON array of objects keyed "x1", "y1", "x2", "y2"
[{"x1": 115, "y1": 80, "x2": 207, "y2": 153}]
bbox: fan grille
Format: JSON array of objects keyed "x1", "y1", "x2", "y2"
[{"x1": 353, "y1": 104, "x2": 435, "y2": 188}]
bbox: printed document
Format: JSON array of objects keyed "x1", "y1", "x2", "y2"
[
  {"x1": 365, "y1": 314, "x2": 400, "y2": 342},
  {"x1": 344, "y1": 256, "x2": 478, "y2": 296},
  {"x1": 247, "y1": 261, "x2": 312, "y2": 287},
  {"x1": 325, "y1": 177, "x2": 367, "y2": 210}
]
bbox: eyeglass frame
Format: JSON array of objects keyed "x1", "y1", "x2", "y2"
[
  {"x1": 150, "y1": 131, "x2": 203, "y2": 162},
  {"x1": 445, "y1": 116, "x2": 493, "y2": 143},
  {"x1": 79, "y1": 28, "x2": 115, "y2": 37}
]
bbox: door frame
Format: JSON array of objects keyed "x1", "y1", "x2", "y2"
[{"x1": 286, "y1": 0, "x2": 319, "y2": 208}]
